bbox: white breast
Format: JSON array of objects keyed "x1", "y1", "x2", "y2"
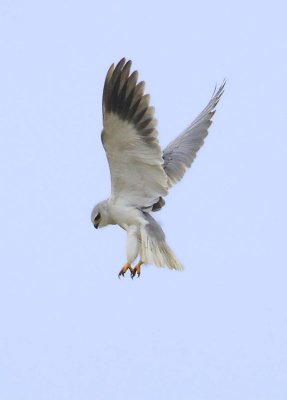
[{"x1": 107, "y1": 202, "x2": 146, "y2": 231}]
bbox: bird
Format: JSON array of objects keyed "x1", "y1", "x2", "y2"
[{"x1": 91, "y1": 58, "x2": 225, "y2": 278}]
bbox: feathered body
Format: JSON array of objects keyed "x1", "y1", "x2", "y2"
[
  {"x1": 91, "y1": 58, "x2": 225, "y2": 275},
  {"x1": 91, "y1": 199, "x2": 183, "y2": 270}
]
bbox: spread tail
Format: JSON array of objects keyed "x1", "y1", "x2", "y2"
[{"x1": 140, "y1": 219, "x2": 183, "y2": 270}]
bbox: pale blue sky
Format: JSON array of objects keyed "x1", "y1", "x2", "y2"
[{"x1": 0, "y1": 1, "x2": 286, "y2": 399}]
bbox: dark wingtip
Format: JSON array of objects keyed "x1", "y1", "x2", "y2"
[{"x1": 103, "y1": 58, "x2": 154, "y2": 129}]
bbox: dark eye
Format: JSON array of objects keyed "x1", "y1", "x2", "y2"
[{"x1": 94, "y1": 213, "x2": 101, "y2": 223}]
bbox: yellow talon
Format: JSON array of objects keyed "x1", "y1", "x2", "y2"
[
  {"x1": 131, "y1": 261, "x2": 143, "y2": 279},
  {"x1": 118, "y1": 263, "x2": 132, "y2": 278}
]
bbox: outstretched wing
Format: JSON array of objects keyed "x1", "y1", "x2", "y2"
[
  {"x1": 101, "y1": 58, "x2": 168, "y2": 208},
  {"x1": 163, "y1": 81, "x2": 225, "y2": 188}
]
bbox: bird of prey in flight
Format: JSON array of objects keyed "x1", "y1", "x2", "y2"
[{"x1": 91, "y1": 58, "x2": 225, "y2": 278}]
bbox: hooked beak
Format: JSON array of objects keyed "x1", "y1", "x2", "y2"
[{"x1": 94, "y1": 222, "x2": 99, "y2": 229}]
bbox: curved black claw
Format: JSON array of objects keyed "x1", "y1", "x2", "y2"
[
  {"x1": 130, "y1": 265, "x2": 141, "y2": 279},
  {"x1": 130, "y1": 270, "x2": 139, "y2": 279}
]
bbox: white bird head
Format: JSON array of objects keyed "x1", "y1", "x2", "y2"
[{"x1": 91, "y1": 200, "x2": 111, "y2": 229}]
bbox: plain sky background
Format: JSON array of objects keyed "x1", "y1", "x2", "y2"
[{"x1": 0, "y1": 0, "x2": 286, "y2": 399}]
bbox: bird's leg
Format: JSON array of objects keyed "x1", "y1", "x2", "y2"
[
  {"x1": 118, "y1": 262, "x2": 133, "y2": 278},
  {"x1": 131, "y1": 261, "x2": 143, "y2": 279}
]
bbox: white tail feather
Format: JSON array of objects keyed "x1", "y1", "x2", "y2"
[{"x1": 140, "y1": 226, "x2": 183, "y2": 270}]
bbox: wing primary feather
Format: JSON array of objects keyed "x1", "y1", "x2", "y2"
[
  {"x1": 116, "y1": 61, "x2": 132, "y2": 114},
  {"x1": 118, "y1": 60, "x2": 132, "y2": 94},
  {"x1": 130, "y1": 81, "x2": 145, "y2": 108},
  {"x1": 103, "y1": 58, "x2": 125, "y2": 114},
  {"x1": 102, "y1": 63, "x2": 114, "y2": 117},
  {"x1": 126, "y1": 97, "x2": 142, "y2": 121},
  {"x1": 133, "y1": 94, "x2": 150, "y2": 124},
  {"x1": 120, "y1": 71, "x2": 139, "y2": 119},
  {"x1": 109, "y1": 58, "x2": 126, "y2": 113},
  {"x1": 124, "y1": 81, "x2": 145, "y2": 119},
  {"x1": 137, "y1": 117, "x2": 153, "y2": 130}
]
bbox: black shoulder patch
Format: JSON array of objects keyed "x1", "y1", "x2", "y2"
[{"x1": 152, "y1": 196, "x2": 165, "y2": 212}]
